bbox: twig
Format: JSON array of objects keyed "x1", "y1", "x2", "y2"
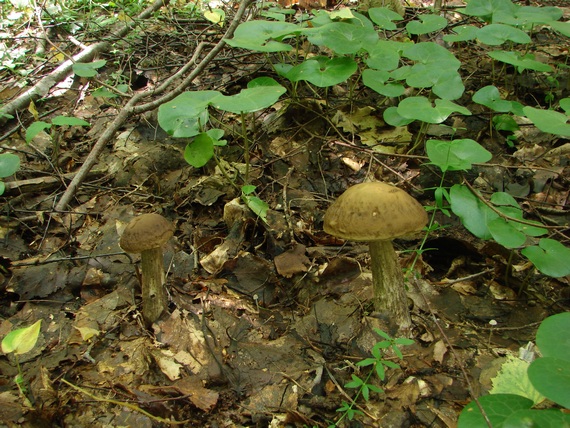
[
  {"x1": 54, "y1": 0, "x2": 255, "y2": 212},
  {"x1": 60, "y1": 378, "x2": 188, "y2": 425}
]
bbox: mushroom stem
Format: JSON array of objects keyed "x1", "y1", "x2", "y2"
[
  {"x1": 368, "y1": 240, "x2": 412, "y2": 332},
  {"x1": 140, "y1": 247, "x2": 168, "y2": 325}
]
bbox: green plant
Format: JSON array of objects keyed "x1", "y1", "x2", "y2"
[
  {"x1": 458, "y1": 312, "x2": 570, "y2": 427},
  {"x1": 157, "y1": 77, "x2": 285, "y2": 220},
  {"x1": 1, "y1": 320, "x2": 43, "y2": 406},
  {"x1": 331, "y1": 329, "x2": 414, "y2": 427},
  {"x1": 0, "y1": 152, "x2": 20, "y2": 196}
]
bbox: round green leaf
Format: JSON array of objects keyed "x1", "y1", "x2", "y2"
[
  {"x1": 523, "y1": 106, "x2": 570, "y2": 137},
  {"x1": 406, "y1": 14, "x2": 447, "y2": 35},
  {"x1": 463, "y1": 0, "x2": 517, "y2": 21},
  {"x1": 397, "y1": 97, "x2": 470, "y2": 124},
  {"x1": 158, "y1": 91, "x2": 220, "y2": 138},
  {"x1": 487, "y1": 217, "x2": 527, "y2": 248},
  {"x1": 365, "y1": 40, "x2": 402, "y2": 71},
  {"x1": 521, "y1": 238, "x2": 570, "y2": 277},
  {"x1": 383, "y1": 106, "x2": 414, "y2": 126},
  {"x1": 72, "y1": 60, "x2": 106, "y2": 77},
  {"x1": 503, "y1": 409, "x2": 570, "y2": 428},
  {"x1": 0, "y1": 153, "x2": 20, "y2": 178},
  {"x1": 368, "y1": 7, "x2": 403, "y2": 30},
  {"x1": 450, "y1": 184, "x2": 495, "y2": 239},
  {"x1": 225, "y1": 20, "x2": 299, "y2": 52},
  {"x1": 362, "y1": 69, "x2": 405, "y2": 97},
  {"x1": 426, "y1": 139, "x2": 492, "y2": 172},
  {"x1": 535, "y1": 312, "x2": 570, "y2": 361},
  {"x1": 443, "y1": 25, "x2": 479, "y2": 43},
  {"x1": 304, "y1": 22, "x2": 378, "y2": 54},
  {"x1": 286, "y1": 56, "x2": 358, "y2": 88},
  {"x1": 184, "y1": 133, "x2": 214, "y2": 168},
  {"x1": 477, "y1": 24, "x2": 531, "y2": 45},
  {"x1": 212, "y1": 85, "x2": 285, "y2": 113},
  {"x1": 458, "y1": 394, "x2": 533, "y2": 428},
  {"x1": 489, "y1": 50, "x2": 552, "y2": 72},
  {"x1": 528, "y1": 357, "x2": 570, "y2": 409}
]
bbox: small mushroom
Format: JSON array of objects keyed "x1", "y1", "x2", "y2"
[
  {"x1": 120, "y1": 213, "x2": 174, "y2": 325},
  {"x1": 323, "y1": 182, "x2": 427, "y2": 332}
]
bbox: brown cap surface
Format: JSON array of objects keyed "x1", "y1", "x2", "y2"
[
  {"x1": 324, "y1": 182, "x2": 427, "y2": 241},
  {"x1": 120, "y1": 213, "x2": 174, "y2": 253}
]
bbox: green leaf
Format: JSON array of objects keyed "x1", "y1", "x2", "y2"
[
  {"x1": 426, "y1": 139, "x2": 492, "y2": 172},
  {"x1": 362, "y1": 69, "x2": 405, "y2": 97},
  {"x1": 458, "y1": 394, "x2": 533, "y2": 428},
  {"x1": 488, "y1": 50, "x2": 552, "y2": 73},
  {"x1": 72, "y1": 60, "x2": 106, "y2": 77},
  {"x1": 286, "y1": 56, "x2": 358, "y2": 88},
  {"x1": 463, "y1": 0, "x2": 518, "y2": 22},
  {"x1": 443, "y1": 25, "x2": 479, "y2": 43},
  {"x1": 242, "y1": 191, "x2": 268, "y2": 223},
  {"x1": 225, "y1": 20, "x2": 299, "y2": 52},
  {"x1": 549, "y1": 20, "x2": 570, "y2": 37},
  {"x1": 473, "y1": 85, "x2": 524, "y2": 114},
  {"x1": 51, "y1": 116, "x2": 90, "y2": 127},
  {"x1": 523, "y1": 106, "x2": 570, "y2": 137},
  {"x1": 490, "y1": 355, "x2": 545, "y2": 404},
  {"x1": 397, "y1": 97, "x2": 471, "y2": 124},
  {"x1": 364, "y1": 40, "x2": 402, "y2": 71},
  {"x1": 535, "y1": 312, "x2": 570, "y2": 361},
  {"x1": 528, "y1": 357, "x2": 570, "y2": 409},
  {"x1": 503, "y1": 409, "x2": 570, "y2": 428},
  {"x1": 345, "y1": 374, "x2": 364, "y2": 389},
  {"x1": 212, "y1": 85, "x2": 286, "y2": 113},
  {"x1": 203, "y1": 8, "x2": 225, "y2": 26},
  {"x1": 356, "y1": 357, "x2": 377, "y2": 367},
  {"x1": 487, "y1": 217, "x2": 527, "y2": 248},
  {"x1": 406, "y1": 14, "x2": 447, "y2": 35},
  {"x1": 494, "y1": 6, "x2": 563, "y2": 27},
  {"x1": 375, "y1": 362, "x2": 386, "y2": 380},
  {"x1": 304, "y1": 22, "x2": 378, "y2": 54},
  {"x1": 493, "y1": 114, "x2": 520, "y2": 132},
  {"x1": 1, "y1": 320, "x2": 42, "y2": 355},
  {"x1": 184, "y1": 133, "x2": 214, "y2": 168},
  {"x1": 368, "y1": 7, "x2": 403, "y2": 30},
  {"x1": 158, "y1": 91, "x2": 220, "y2": 138},
  {"x1": 383, "y1": 106, "x2": 414, "y2": 126},
  {"x1": 450, "y1": 184, "x2": 495, "y2": 239},
  {"x1": 476, "y1": 24, "x2": 531, "y2": 45},
  {"x1": 521, "y1": 239, "x2": 570, "y2": 277},
  {"x1": 25, "y1": 121, "x2": 52, "y2": 143},
  {"x1": 0, "y1": 153, "x2": 20, "y2": 178}
]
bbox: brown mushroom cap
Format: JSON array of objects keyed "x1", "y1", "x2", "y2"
[
  {"x1": 120, "y1": 213, "x2": 174, "y2": 253},
  {"x1": 324, "y1": 182, "x2": 427, "y2": 241}
]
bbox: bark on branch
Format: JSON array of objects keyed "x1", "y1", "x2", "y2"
[
  {"x1": 0, "y1": 0, "x2": 170, "y2": 126},
  {"x1": 54, "y1": 0, "x2": 254, "y2": 212}
]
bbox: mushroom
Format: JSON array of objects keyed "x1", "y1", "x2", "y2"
[
  {"x1": 120, "y1": 213, "x2": 174, "y2": 325},
  {"x1": 323, "y1": 182, "x2": 427, "y2": 332}
]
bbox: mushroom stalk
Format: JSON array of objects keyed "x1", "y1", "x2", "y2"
[
  {"x1": 368, "y1": 240, "x2": 412, "y2": 332},
  {"x1": 140, "y1": 247, "x2": 168, "y2": 325}
]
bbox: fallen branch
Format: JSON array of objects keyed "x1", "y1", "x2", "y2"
[
  {"x1": 0, "y1": 0, "x2": 170, "y2": 125},
  {"x1": 54, "y1": 0, "x2": 254, "y2": 212}
]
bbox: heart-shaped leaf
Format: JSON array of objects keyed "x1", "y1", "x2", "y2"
[
  {"x1": 286, "y1": 56, "x2": 358, "y2": 87},
  {"x1": 304, "y1": 22, "x2": 378, "y2": 54},
  {"x1": 473, "y1": 85, "x2": 524, "y2": 114},
  {"x1": 476, "y1": 24, "x2": 531, "y2": 45},
  {"x1": 521, "y1": 238, "x2": 570, "y2": 277},
  {"x1": 212, "y1": 83, "x2": 285, "y2": 113},
  {"x1": 426, "y1": 139, "x2": 492, "y2": 172},
  {"x1": 184, "y1": 132, "x2": 214, "y2": 168},
  {"x1": 523, "y1": 106, "x2": 570, "y2": 137},
  {"x1": 368, "y1": 7, "x2": 403, "y2": 29},
  {"x1": 72, "y1": 60, "x2": 106, "y2": 77},
  {"x1": 158, "y1": 91, "x2": 220, "y2": 137},
  {"x1": 488, "y1": 50, "x2": 551, "y2": 72},
  {"x1": 0, "y1": 153, "x2": 21, "y2": 178},
  {"x1": 406, "y1": 14, "x2": 447, "y2": 35},
  {"x1": 397, "y1": 97, "x2": 471, "y2": 124}
]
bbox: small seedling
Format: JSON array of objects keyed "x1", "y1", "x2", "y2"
[
  {"x1": 1, "y1": 320, "x2": 43, "y2": 406},
  {"x1": 330, "y1": 329, "x2": 413, "y2": 427}
]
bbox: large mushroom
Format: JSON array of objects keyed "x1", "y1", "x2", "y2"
[
  {"x1": 120, "y1": 213, "x2": 174, "y2": 325},
  {"x1": 323, "y1": 182, "x2": 427, "y2": 332}
]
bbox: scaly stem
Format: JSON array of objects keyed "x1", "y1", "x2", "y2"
[
  {"x1": 140, "y1": 247, "x2": 167, "y2": 325},
  {"x1": 368, "y1": 240, "x2": 412, "y2": 333}
]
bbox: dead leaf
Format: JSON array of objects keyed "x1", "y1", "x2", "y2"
[{"x1": 274, "y1": 243, "x2": 311, "y2": 278}]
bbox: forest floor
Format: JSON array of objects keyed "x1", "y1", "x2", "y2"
[{"x1": 0, "y1": 0, "x2": 569, "y2": 427}]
